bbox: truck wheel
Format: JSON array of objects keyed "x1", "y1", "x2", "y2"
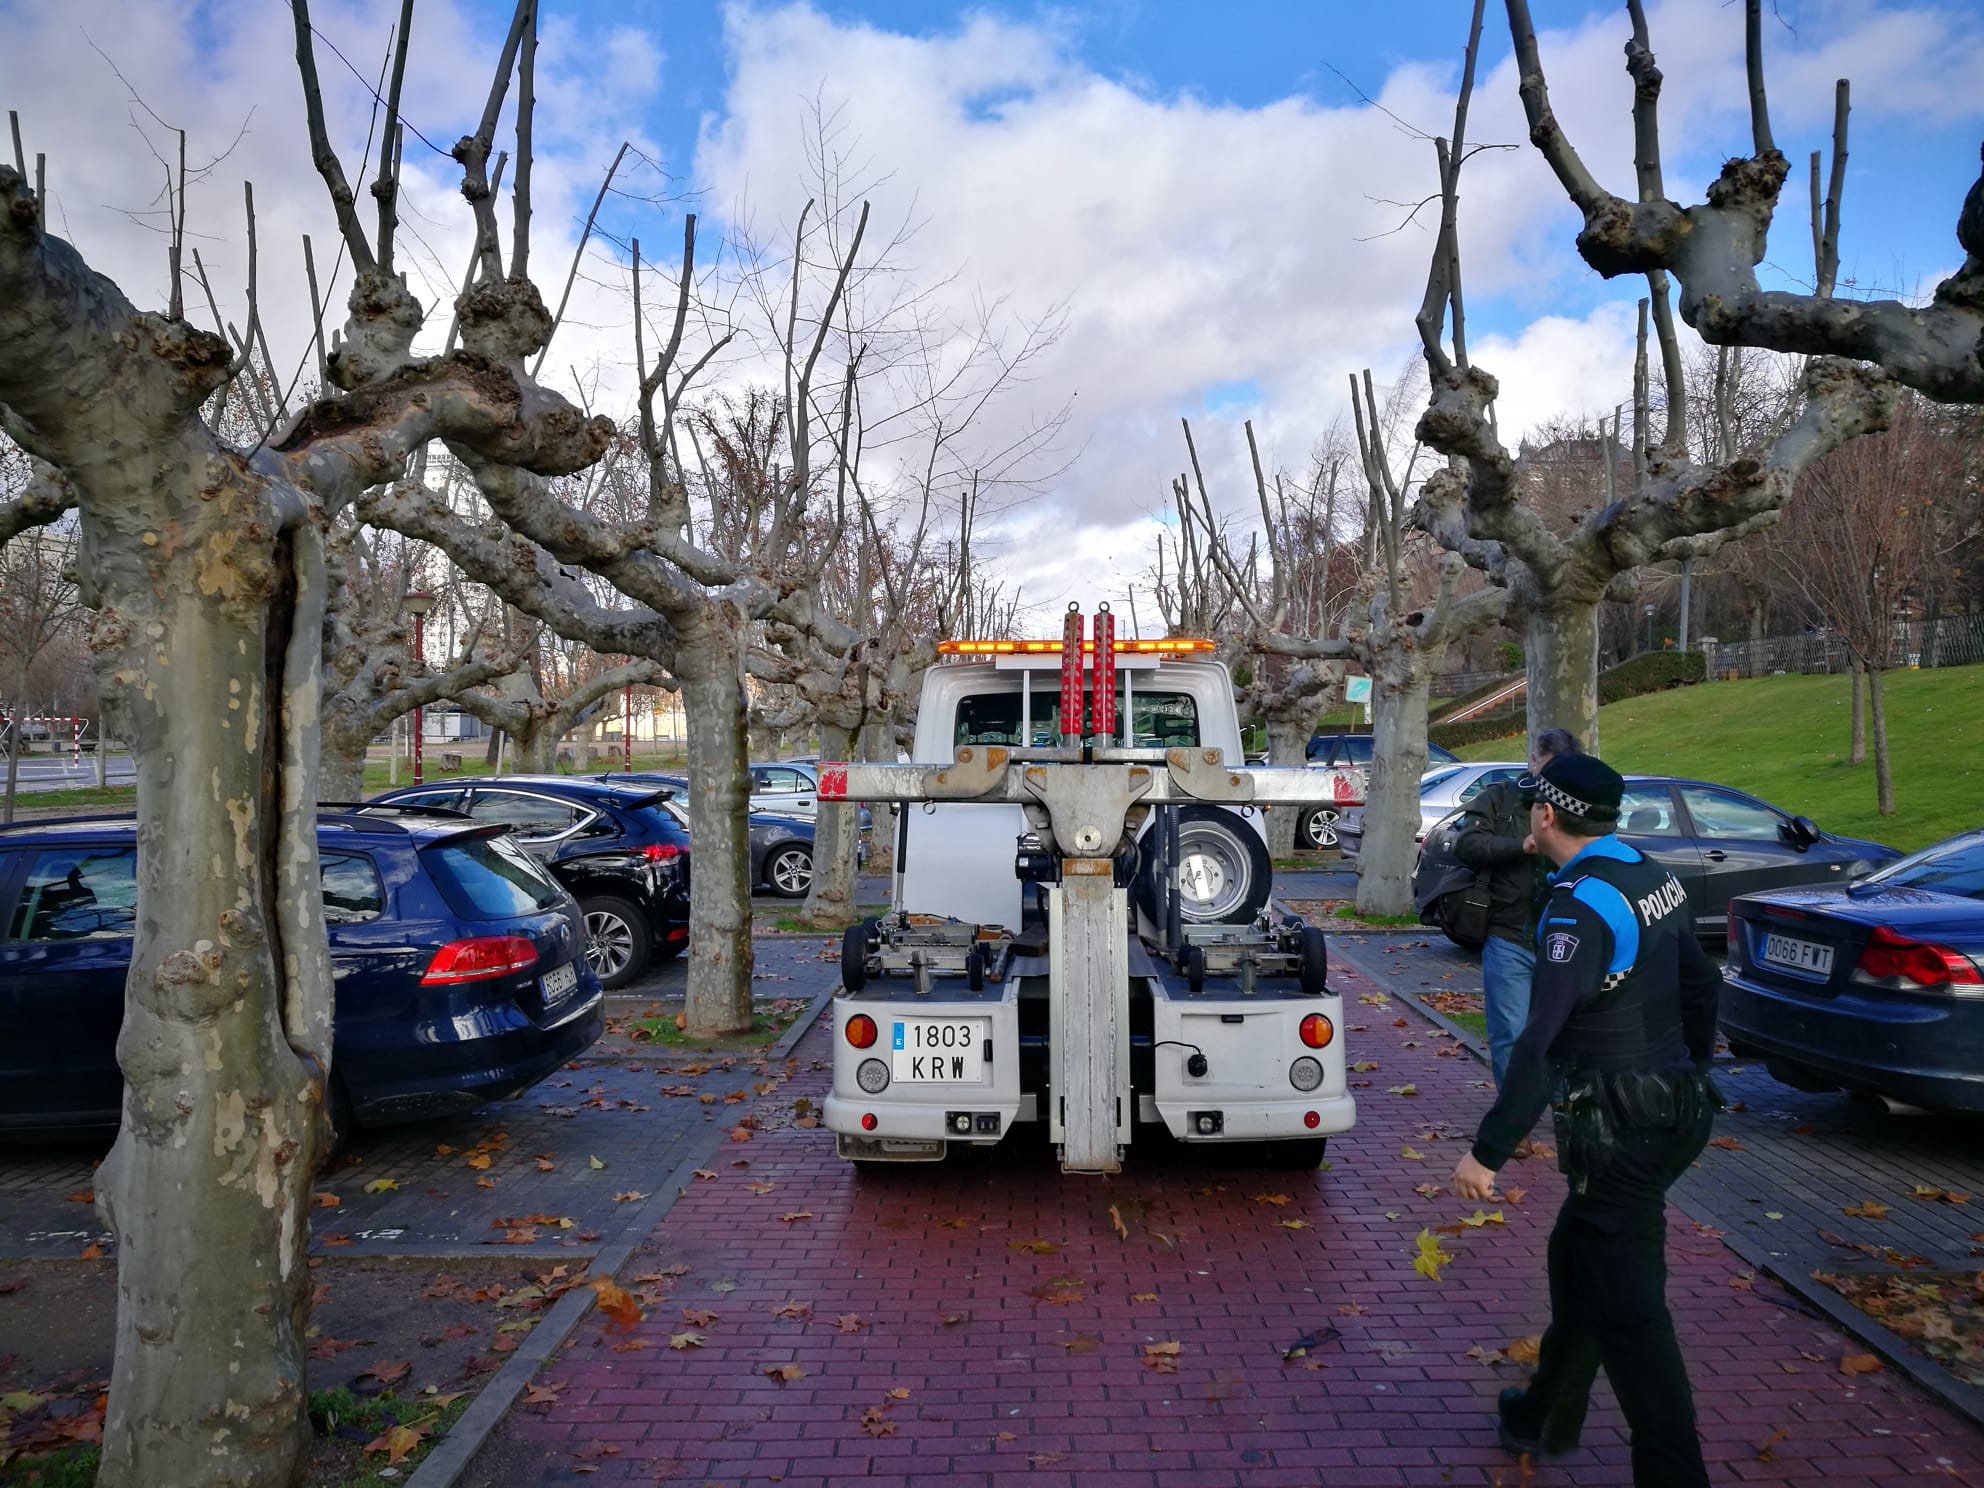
[
  {"x1": 1134, "y1": 806, "x2": 1273, "y2": 926},
  {"x1": 1184, "y1": 943, "x2": 1206, "y2": 994},
  {"x1": 841, "y1": 920, "x2": 873, "y2": 993},
  {"x1": 1298, "y1": 927, "x2": 1329, "y2": 996},
  {"x1": 966, "y1": 941, "x2": 987, "y2": 991}
]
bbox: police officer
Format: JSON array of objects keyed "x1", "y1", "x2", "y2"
[{"x1": 1450, "y1": 753, "x2": 1720, "y2": 1487}]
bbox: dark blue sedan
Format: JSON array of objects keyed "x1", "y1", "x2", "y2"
[
  {"x1": 0, "y1": 812, "x2": 604, "y2": 1140},
  {"x1": 1722, "y1": 828, "x2": 1984, "y2": 1111}
]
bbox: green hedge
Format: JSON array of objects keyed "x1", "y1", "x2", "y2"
[
  {"x1": 1597, "y1": 649, "x2": 1705, "y2": 705},
  {"x1": 1430, "y1": 713, "x2": 1526, "y2": 750}
]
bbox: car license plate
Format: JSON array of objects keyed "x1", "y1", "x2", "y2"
[
  {"x1": 1761, "y1": 933, "x2": 1833, "y2": 976},
  {"x1": 890, "y1": 1017, "x2": 989, "y2": 1083},
  {"x1": 540, "y1": 961, "x2": 579, "y2": 1003}
]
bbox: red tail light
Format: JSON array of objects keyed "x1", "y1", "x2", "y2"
[
  {"x1": 643, "y1": 843, "x2": 684, "y2": 862},
  {"x1": 846, "y1": 1014, "x2": 879, "y2": 1049},
  {"x1": 421, "y1": 935, "x2": 539, "y2": 984},
  {"x1": 1852, "y1": 926, "x2": 1983, "y2": 992}
]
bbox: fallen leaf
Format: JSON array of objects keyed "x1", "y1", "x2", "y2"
[
  {"x1": 363, "y1": 1178, "x2": 400, "y2": 1194},
  {"x1": 535, "y1": 1158, "x2": 556, "y2": 1172},
  {"x1": 1131, "y1": 1292, "x2": 1158, "y2": 1303},
  {"x1": 1251, "y1": 1193, "x2": 1292, "y2": 1207},
  {"x1": 1756, "y1": 1427, "x2": 1789, "y2": 1462},
  {"x1": 1350, "y1": 1060, "x2": 1380, "y2": 1072},
  {"x1": 1413, "y1": 1183, "x2": 1443, "y2": 1198},
  {"x1": 681, "y1": 1309, "x2": 719, "y2": 1327},
  {"x1": 860, "y1": 1406, "x2": 897, "y2": 1436},
  {"x1": 773, "y1": 1299, "x2": 812, "y2": 1320},
  {"x1": 523, "y1": 1382, "x2": 564, "y2": 1404},
  {"x1": 475, "y1": 1177, "x2": 499, "y2": 1189},
  {"x1": 1280, "y1": 1218, "x2": 1308, "y2": 1230},
  {"x1": 1029, "y1": 1452, "x2": 1066, "y2": 1466},
  {"x1": 591, "y1": 1280, "x2": 643, "y2": 1329},
  {"x1": 1460, "y1": 1209, "x2": 1506, "y2": 1228},
  {"x1": 1840, "y1": 1353, "x2": 1883, "y2": 1377},
  {"x1": 1008, "y1": 1238, "x2": 1059, "y2": 1255},
  {"x1": 612, "y1": 1190, "x2": 648, "y2": 1203},
  {"x1": 363, "y1": 1423, "x2": 427, "y2": 1464},
  {"x1": 1386, "y1": 1084, "x2": 1420, "y2": 1097},
  {"x1": 1412, "y1": 1229, "x2": 1453, "y2": 1282},
  {"x1": 1843, "y1": 1200, "x2": 1891, "y2": 1220},
  {"x1": 589, "y1": 1155, "x2": 607, "y2": 1169},
  {"x1": 668, "y1": 1331, "x2": 706, "y2": 1350},
  {"x1": 938, "y1": 1217, "x2": 968, "y2": 1229},
  {"x1": 763, "y1": 1363, "x2": 807, "y2": 1382},
  {"x1": 1400, "y1": 1146, "x2": 1424, "y2": 1160},
  {"x1": 465, "y1": 1154, "x2": 492, "y2": 1171},
  {"x1": 1708, "y1": 1136, "x2": 1744, "y2": 1151},
  {"x1": 311, "y1": 1192, "x2": 340, "y2": 1209},
  {"x1": 1109, "y1": 1204, "x2": 1129, "y2": 1240},
  {"x1": 886, "y1": 1387, "x2": 911, "y2": 1400},
  {"x1": 728, "y1": 1125, "x2": 754, "y2": 1142},
  {"x1": 835, "y1": 1314, "x2": 868, "y2": 1332},
  {"x1": 779, "y1": 1210, "x2": 815, "y2": 1223},
  {"x1": 1505, "y1": 1335, "x2": 1542, "y2": 1366},
  {"x1": 356, "y1": 1359, "x2": 413, "y2": 1388},
  {"x1": 748, "y1": 1181, "x2": 776, "y2": 1195},
  {"x1": 1142, "y1": 1340, "x2": 1182, "y2": 1373},
  {"x1": 1502, "y1": 1186, "x2": 1528, "y2": 1206}
]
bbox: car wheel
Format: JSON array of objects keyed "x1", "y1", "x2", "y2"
[
  {"x1": 580, "y1": 895, "x2": 653, "y2": 990},
  {"x1": 1134, "y1": 806, "x2": 1274, "y2": 926},
  {"x1": 1300, "y1": 807, "x2": 1341, "y2": 850},
  {"x1": 765, "y1": 845, "x2": 813, "y2": 898}
]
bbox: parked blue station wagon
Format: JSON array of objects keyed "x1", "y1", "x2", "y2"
[{"x1": 0, "y1": 812, "x2": 604, "y2": 1141}]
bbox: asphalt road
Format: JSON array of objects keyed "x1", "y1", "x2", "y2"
[{"x1": 0, "y1": 752, "x2": 136, "y2": 793}]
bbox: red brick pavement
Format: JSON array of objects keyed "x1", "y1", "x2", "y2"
[{"x1": 480, "y1": 957, "x2": 1984, "y2": 1487}]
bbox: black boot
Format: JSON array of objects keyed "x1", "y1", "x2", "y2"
[{"x1": 1497, "y1": 1386, "x2": 1577, "y2": 1459}]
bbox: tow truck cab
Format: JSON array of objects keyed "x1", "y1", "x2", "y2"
[{"x1": 823, "y1": 631, "x2": 1356, "y2": 1169}]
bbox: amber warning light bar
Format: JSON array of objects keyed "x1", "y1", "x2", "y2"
[{"x1": 937, "y1": 637, "x2": 1216, "y2": 656}]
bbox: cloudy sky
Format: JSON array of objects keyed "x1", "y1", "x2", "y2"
[{"x1": 3, "y1": 0, "x2": 1980, "y2": 633}]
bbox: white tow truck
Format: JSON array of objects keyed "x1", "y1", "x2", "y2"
[{"x1": 816, "y1": 604, "x2": 1358, "y2": 1174}]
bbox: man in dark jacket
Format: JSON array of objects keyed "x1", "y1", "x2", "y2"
[
  {"x1": 1451, "y1": 753, "x2": 1721, "y2": 1486},
  {"x1": 1453, "y1": 727, "x2": 1578, "y2": 1085}
]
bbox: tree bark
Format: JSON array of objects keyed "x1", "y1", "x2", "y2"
[
  {"x1": 1262, "y1": 711, "x2": 1312, "y2": 858},
  {"x1": 1868, "y1": 666, "x2": 1894, "y2": 815},
  {"x1": 1356, "y1": 659, "x2": 1431, "y2": 918},
  {"x1": 1849, "y1": 656, "x2": 1866, "y2": 764},
  {"x1": 799, "y1": 720, "x2": 859, "y2": 928},
  {"x1": 858, "y1": 717, "x2": 896, "y2": 874},
  {"x1": 2, "y1": 659, "x2": 23, "y2": 824},
  {"x1": 679, "y1": 649, "x2": 754, "y2": 1035},
  {"x1": 1746, "y1": 596, "x2": 1766, "y2": 678},
  {"x1": 1524, "y1": 596, "x2": 1601, "y2": 758},
  {"x1": 86, "y1": 459, "x2": 334, "y2": 1488}
]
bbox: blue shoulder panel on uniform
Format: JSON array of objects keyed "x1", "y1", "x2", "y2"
[{"x1": 1568, "y1": 877, "x2": 1638, "y2": 973}]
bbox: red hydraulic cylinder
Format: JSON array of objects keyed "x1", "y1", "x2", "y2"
[
  {"x1": 1090, "y1": 604, "x2": 1116, "y2": 743},
  {"x1": 1059, "y1": 603, "x2": 1084, "y2": 741}
]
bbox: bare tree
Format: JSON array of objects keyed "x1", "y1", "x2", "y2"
[
  {"x1": 1418, "y1": 0, "x2": 1893, "y2": 753},
  {"x1": 0, "y1": 2, "x2": 617, "y2": 1476},
  {"x1": 453, "y1": 654, "x2": 668, "y2": 771},
  {"x1": 1503, "y1": 0, "x2": 1984, "y2": 406},
  {"x1": 0, "y1": 461, "x2": 82, "y2": 819},
  {"x1": 1768, "y1": 393, "x2": 1976, "y2": 814}
]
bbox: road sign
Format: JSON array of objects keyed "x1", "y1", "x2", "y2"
[{"x1": 1344, "y1": 676, "x2": 1372, "y2": 704}]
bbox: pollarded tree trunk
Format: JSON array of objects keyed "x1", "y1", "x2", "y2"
[
  {"x1": 679, "y1": 649, "x2": 754, "y2": 1035},
  {"x1": 1262, "y1": 710, "x2": 1313, "y2": 858},
  {"x1": 1524, "y1": 596, "x2": 1601, "y2": 758},
  {"x1": 516, "y1": 723, "x2": 560, "y2": 773},
  {"x1": 320, "y1": 725, "x2": 371, "y2": 803},
  {"x1": 1357, "y1": 654, "x2": 1433, "y2": 918},
  {"x1": 1746, "y1": 596, "x2": 1766, "y2": 678},
  {"x1": 858, "y1": 716, "x2": 897, "y2": 874},
  {"x1": 800, "y1": 720, "x2": 859, "y2": 928},
  {"x1": 85, "y1": 443, "x2": 334, "y2": 1488},
  {"x1": 1868, "y1": 666, "x2": 1895, "y2": 815}
]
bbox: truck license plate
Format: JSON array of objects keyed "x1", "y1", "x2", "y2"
[
  {"x1": 1761, "y1": 933, "x2": 1833, "y2": 976},
  {"x1": 540, "y1": 961, "x2": 579, "y2": 1002},
  {"x1": 891, "y1": 1017, "x2": 989, "y2": 1082}
]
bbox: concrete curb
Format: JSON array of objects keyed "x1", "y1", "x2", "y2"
[
  {"x1": 1335, "y1": 939, "x2": 1984, "y2": 1434},
  {"x1": 403, "y1": 986, "x2": 833, "y2": 1488}
]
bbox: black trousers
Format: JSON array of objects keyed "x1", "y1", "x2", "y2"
[{"x1": 1505, "y1": 1100, "x2": 1715, "y2": 1486}]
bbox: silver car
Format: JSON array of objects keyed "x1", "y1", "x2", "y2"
[
  {"x1": 1336, "y1": 762, "x2": 1528, "y2": 863},
  {"x1": 750, "y1": 760, "x2": 874, "y2": 833}
]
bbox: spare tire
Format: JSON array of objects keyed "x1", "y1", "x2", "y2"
[{"x1": 1134, "y1": 806, "x2": 1273, "y2": 927}]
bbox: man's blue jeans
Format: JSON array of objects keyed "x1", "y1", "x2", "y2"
[{"x1": 1482, "y1": 935, "x2": 1536, "y2": 1087}]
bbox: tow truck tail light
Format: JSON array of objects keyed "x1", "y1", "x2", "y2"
[
  {"x1": 1852, "y1": 926, "x2": 1983, "y2": 992},
  {"x1": 1299, "y1": 1013, "x2": 1335, "y2": 1048},
  {"x1": 846, "y1": 1014, "x2": 879, "y2": 1048},
  {"x1": 421, "y1": 935, "x2": 539, "y2": 984}
]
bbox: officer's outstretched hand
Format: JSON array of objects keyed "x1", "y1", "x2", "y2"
[{"x1": 1452, "y1": 1153, "x2": 1498, "y2": 1202}]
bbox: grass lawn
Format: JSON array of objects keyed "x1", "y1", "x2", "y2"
[{"x1": 1455, "y1": 666, "x2": 1984, "y2": 853}]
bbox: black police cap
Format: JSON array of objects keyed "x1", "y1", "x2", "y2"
[{"x1": 1517, "y1": 752, "x2": 1624, "y2": 822}]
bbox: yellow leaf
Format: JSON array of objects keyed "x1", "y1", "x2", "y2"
[
  {"x1": 1460, "y1": 1209, "x2": 1506, "y2": 1228},
  {"x1": 465, "y1": 1153, "x2": 492, "y2": 1171},
  {"x1": 1412, "y1": 1228, "x2": 1453, "y2": 1282},
  {"x1": 1279, "y1": 1218, "x2": 1308, "y2": 1230},
  {"x1": 1251, "y1": 1193, "x2": 1292, "y2": 1207},
  {"x1": 668, "y1": 1331, "x2": 705, "y2": 1350},
  {"x1": 1843, "y1": 1200, "x2": 1890, "y2": 1220},
  {"x1": 1131, "y1": 1292, "x2": 1158, "y2": 1302},
  {"x1": 1350, "y1": 1060, "x2": 1380, "y2": 1072},
  {"x1": 1386, "y1": 1084, "x2": 1419, "y2": 1097},
  {"x1": 363, "y1": 1178, "x2": 399, "y2": 1194},
  {"x1": 1400, "y1": 1146, "x2": 1424, "y2": 1160},
  {"x1": 1109, "y1": 1204, "x2": 1129, "y2": 1240},
  {"x1": 589, "y1": 1156, "x2": 607, "y2": 1170}
]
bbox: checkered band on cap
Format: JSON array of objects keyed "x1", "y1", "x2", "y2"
[{"x1": 1520, "y1": 773, "x2": 1616, "y2": 819}]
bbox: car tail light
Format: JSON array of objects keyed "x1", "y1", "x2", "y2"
[
  {"x1": 1851, "y1": 926, "x2": 1984, "y2": 994},
  {"x1": 846, "y1": 1014, "x2": 879, "y2": 1048},
  {"x1": 1299, "y1": 1013, "x2": 1334, "y2": 1048},
  {"x1": 643, "y1": 843, "x2": 684, "y2": 861},
  {"x1": 421, "y1": 935, "x2": 539, "y2": 984}
]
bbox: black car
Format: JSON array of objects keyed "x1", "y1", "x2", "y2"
[
  {"x1": 0, "y1": 812, "x2": 603, "y2": 1139},
  {"x1": 1722, "y1": 829, "x2": 1984, "y2": 1110},
  {"x1": 597, "y1": 772, "x2": 865, "y2": 899},
  {"x1": 1415, "y1": 773, "x2": 1901, "y2": 945},
  {"x1": 369, "y1": 776, "x2": 692, "y2": 989}
]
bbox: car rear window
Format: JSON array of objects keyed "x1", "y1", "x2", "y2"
[
  {"x1": 10, "y1": 846, "x2": 138, "y2": 941},
  {"x1": 424, "y1": 834, "x2": 569, "y2": 919},
  {"x1": 1861, "y1": 838, "x2": 1984, "y2": 901}
]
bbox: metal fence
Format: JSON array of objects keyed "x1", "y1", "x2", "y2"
[
  {"x1": 1703, "y1": 615, "x2": 1984, "y2": 678},
  {"x1": 1431, "y1": 668, "x2": 1507, "y2": 697}
]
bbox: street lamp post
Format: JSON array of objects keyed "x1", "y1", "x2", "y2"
[
  {"x1": 1644, "y1": 603, "x2": 1656, "y2": 656},
  {"x1": 405, "y1": 592, "x2": 434, "y2": 785}
]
